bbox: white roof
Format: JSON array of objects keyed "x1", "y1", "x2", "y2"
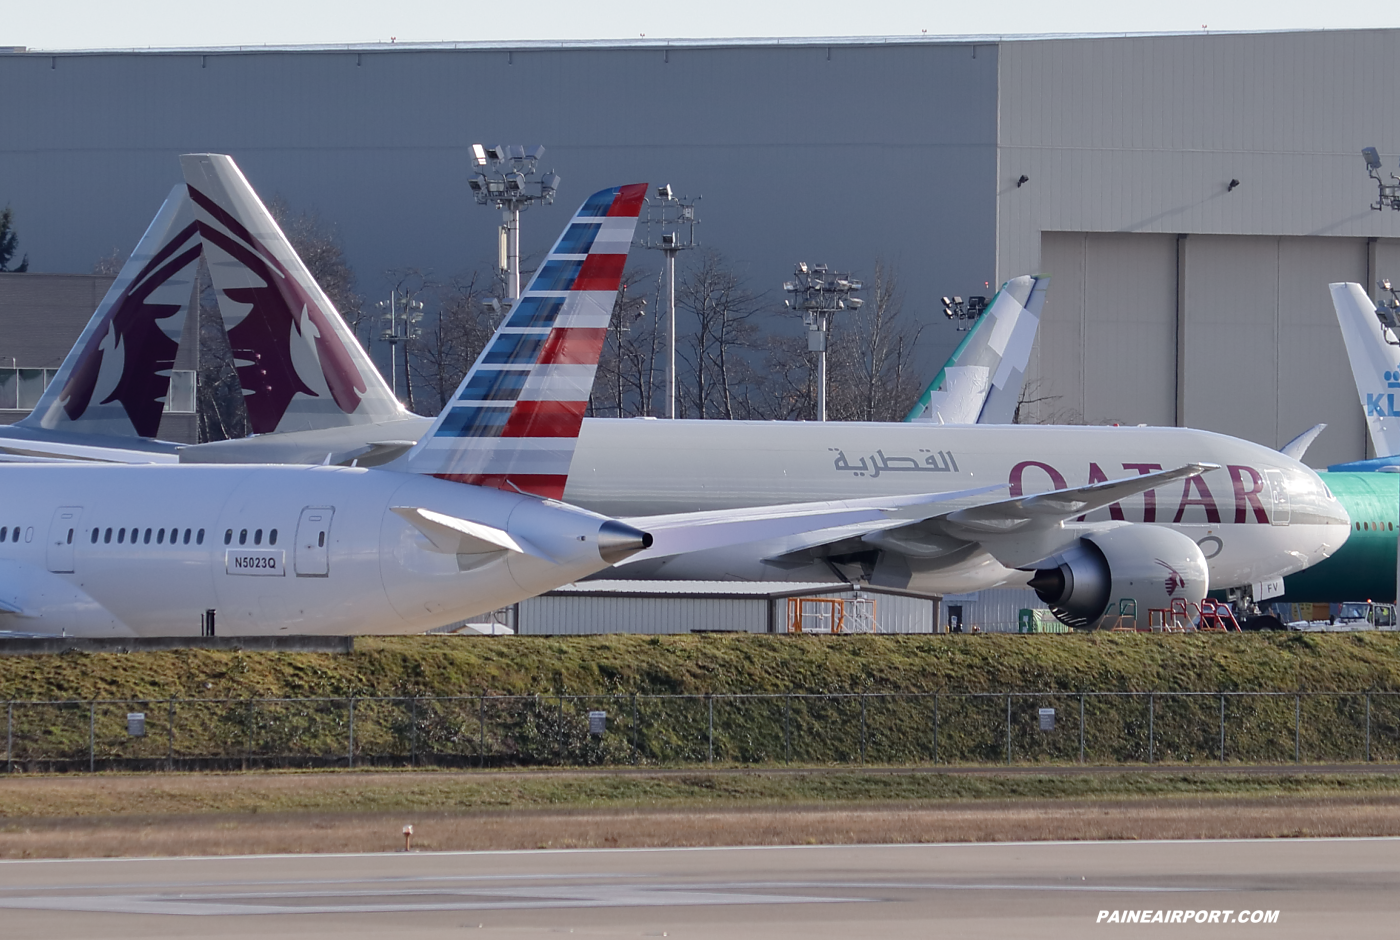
[{"x1": 547, "y1": 580, "x2": 859, "y2": 598}]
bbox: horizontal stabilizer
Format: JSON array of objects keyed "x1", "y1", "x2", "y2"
[{"x1": 390, "y1": 506, "x2": 548, "y2": 560}]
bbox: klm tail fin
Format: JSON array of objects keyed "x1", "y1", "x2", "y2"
[
  {"x1": 905, "y1": 274, "x2": 1046, "y2": 425},
  {"x1": 399, "y1": 183, "x2": 648, "y2": 499},
  {"x1": 19, "y1": 186, "x2": 201, "y2": 439},
  {"x1": 1331, "y1": 281, "x2": 1400, "y2": 458},
  {"x1": 180, "y1": 153, "x2": 406, "y2": 435}
]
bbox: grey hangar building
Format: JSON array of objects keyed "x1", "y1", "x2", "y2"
[{"x1": 2, "y1": 28, "x2": 1398, "y2": 471}]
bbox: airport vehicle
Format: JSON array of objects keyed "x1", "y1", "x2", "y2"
[
  {"x1": 1288, "y1": 599, "x2": 1398, "y2": 631},
  {"x1": 904, "y1": 274, "x2": 1045, "y2": 425}
]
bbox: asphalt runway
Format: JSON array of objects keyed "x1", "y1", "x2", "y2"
[{"x1": 0, "y1": 838, "x2": 1395, "y2": 939}]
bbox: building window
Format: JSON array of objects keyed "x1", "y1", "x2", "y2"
[{"x1": 0, "y1": 367, "x2": 59, "y2": 411}]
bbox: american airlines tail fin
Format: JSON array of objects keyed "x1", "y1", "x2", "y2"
[
  {"x1": 399, "y1": 183, "x2": 647, "y2": 499},
  {"x1": 904, "y1": 274, "x2": 1046, "y2": 425},
  {"x1": 180, "y1": 153, "x2": 406, "y2": 435},
  {"x1": 1331, "y1": 281, "x2": 1400, "y2": 458},
  {"x1": 19, "y1": 186, "x2": 201, "y2": 439}
]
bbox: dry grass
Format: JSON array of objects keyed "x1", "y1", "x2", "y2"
[
  {"x1": 4, "y1": 767, "x2": 1400, "y2": 858},
  {"x1": 4, "y1": 797, "x2": 1400, "y2": 859}
]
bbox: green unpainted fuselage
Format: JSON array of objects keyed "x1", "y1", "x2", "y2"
[{"x1": 1281, "y1": 472, "x2": 1399, "y2": 602}]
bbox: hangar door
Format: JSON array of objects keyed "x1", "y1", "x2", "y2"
[{"x1": 1034, "y1": 232, "x2": 1393, "y2": 467}]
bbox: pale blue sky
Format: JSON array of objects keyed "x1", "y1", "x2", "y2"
[{"x1": 6, "y1": 0, "x2": 1398, "y2": 50}]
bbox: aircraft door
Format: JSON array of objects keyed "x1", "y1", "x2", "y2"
[
  {"x1": 294, "y1": 507, "x2": 334, "y2": 577},
  {"x1": 1264, "y1": 470, "x2": 1291, "y2": 526},
  {"x1": 46, "y1": 506, "x2": 82, "y2": 573}
]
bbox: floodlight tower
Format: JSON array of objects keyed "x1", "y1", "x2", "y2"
[
  {"x1": 783, "y1": 263, "x2": 863, "y2": 422},
  {"x1": 467, "y1": 144, "x2": 561, "y2": 302},
  {"x1": 940, "y1": 294, "x2": 989, "y2": 331},
  {"x1": 1363, "y1": 146, "x2": 1400, "y2": 212},
  {"x1": 377, "y1": 288, "x2": 424, "y2": 407},
  {"x1": 641, "y1": 185, "x2": 701, "y2": 418}
]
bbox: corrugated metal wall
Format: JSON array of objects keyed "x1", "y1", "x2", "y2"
[
  {"x1": 1036, "y1": 231, "x2": 1378, "y2": 465},
  {"x1": 942, "y1": 588, "x2": 1047, "y2": 634},
  {"x1": 518, "y1": 588, "x2": 935, "y2": 635}
]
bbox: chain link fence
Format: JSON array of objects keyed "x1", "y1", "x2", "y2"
[{"x1": 4, "y1": 691, "x2": 1399, "y2": 772}]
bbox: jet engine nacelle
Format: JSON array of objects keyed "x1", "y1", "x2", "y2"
[{"x1": 1026, "y1": 525, "x2": 1208, "y2": 629}]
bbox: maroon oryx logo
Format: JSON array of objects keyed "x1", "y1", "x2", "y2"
[{"x1": 1156, "y1": 559, "x2": 1186, "y2": 597}]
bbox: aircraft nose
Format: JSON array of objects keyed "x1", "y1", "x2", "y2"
[{"x1": 597, "y1": 520, "x2": 653, "y2": 564}]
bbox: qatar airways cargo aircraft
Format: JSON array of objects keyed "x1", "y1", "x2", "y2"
[
  {"x1": 149, "y1": 161, "x2": 1341, "y2": 628},
  {"x1": 15, "y1": 159, "x2": 1345, "y2": 630},
  {"x1": 7, "y1": 167, "x2": 1023, "y2": 638}
]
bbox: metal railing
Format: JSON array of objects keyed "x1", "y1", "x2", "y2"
[{"x1": 3, "y1": 691, "x2": 1398, "y2": 772}]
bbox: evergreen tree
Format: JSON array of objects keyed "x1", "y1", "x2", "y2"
[{"x1": 0, "y1": 204, "x2": 28, "y2": 272}]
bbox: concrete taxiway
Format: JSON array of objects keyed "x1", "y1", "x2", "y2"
[{"x1": 0, "y1": 838, "x2": 1394, "y2": 939}]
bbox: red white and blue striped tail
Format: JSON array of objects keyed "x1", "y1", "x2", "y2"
[{"x1": 402, "y1": 183, "x2": 647, "y2": 499}]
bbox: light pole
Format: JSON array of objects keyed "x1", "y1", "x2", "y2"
[
  {"x1": 467, "y1": 144, "x2": 560, "y2": 303},
  {"x1": 641, "y1": 185, "x2": 701, "y2": 418},
  {"x1": 377, "y1": 289, "x2": 424, "y2": 408},
  {"x1": 783, "y1": 263, "x2": 862, "y2": 421}
]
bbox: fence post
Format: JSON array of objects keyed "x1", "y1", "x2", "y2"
[
  {"x1": 558, "y1": 695, "x2": 565, "y2": 764},
  {"x1": 784, "y1": 694, "x2": 791, "y2": 765},
  {"x1": 410, "y1": 697, "x2": 417, "y2": 767},
  {"x1": 860, "y1": 694, "x2": 867, "y2": 765},
  {"x1": 1079, "y1": 693, "x2": 1085, "y2": 764},
  {"x1": 707, "y1": 695, "x2": 714, "y2": 765},
  {"x1": 6, "y1": 701, "x2": 11, "y2": 775},
  {"x1": 1006, "y1": 694, "x2": 1012, "y2": 765},
  {"x1": 1360, "y1": 692, "x2": 1372, "y2": 762},
  {"x1": 1294, "y1": 693, "x2": 1301, "y2": 764},
  {"x1": 167, "y1": 697, "x2": 175, "y2": 772},
  {"x1": 932, "y1": 693, "x2": 939, "y2": 765},
  {"x1": 89, "y1": 701, "x2": 95, "y2": 773},
  {"x1": 347, "y1": 697, "x2": 355, "y2": 769},
  {"x1": 1219, "y1": 694, "x2": 1226, "y2": 763},
  {"x1": 479, "y1": 695, "x2": 486, "y2": 769},
  {"x1": 1148, "y1": 693, "x2": 1154, "y2": 764},
  {"x1": 632, "y1": 693, "x2": 639, "y2": 765}
]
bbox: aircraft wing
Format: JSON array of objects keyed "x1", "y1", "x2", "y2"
[
  {"x1": 618, "y1": 486, "x2": 1004, "y2": 563},
  {"x1": 0, "y1": 441, "x2": 178, "y2": 464}
]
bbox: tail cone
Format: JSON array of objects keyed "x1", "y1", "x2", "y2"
[{"x1": 598, "y1": 520, "x2": 653, "y2": 564}]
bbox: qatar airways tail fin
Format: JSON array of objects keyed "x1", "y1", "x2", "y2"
[
  {"x1": 180, "y1": 153, "x2": 406, "y2": 435},
  {"x1": 398, "y1": 183, "x2": 647, "y2": 499},
  {"x1": 1331, "y1": 281, "x2": 1400, "y2": 458},
  {"x1": 19, "y1": 186, "x2": 201, "y2": 440},
  {"x1": 904, "y1": 274, "x2": 1046, "y2": 425}
]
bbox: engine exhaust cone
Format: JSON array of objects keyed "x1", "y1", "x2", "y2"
[
  {"x1": 1028, "y1": 567, "x2": 1067, "y2": 603},
  {"x1": 598, "y1": 520, "x2": 653, "y2": 564}
]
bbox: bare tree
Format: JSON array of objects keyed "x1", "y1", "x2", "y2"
[
  {"x1": 824, "y1": 260, "x2": 925, "y2": 422},
  {"x1": 267, "y1": 197, "x2": 367, "y2": 346},
  {"x1": 676, "y1": 251, "x2": 764, "y2": 419},
  {"x1": 92, "y1": 249, "x2": 124, "y2": 276},
  {"x1": 592, "y1": 267, "x2": 660, "y2": 417},
  {"x1": 411, "y1": 272, "x2": 496, "y2": 414},
  {"x1": 194, "y1": 258, "x2": 250, "y2": 442}
]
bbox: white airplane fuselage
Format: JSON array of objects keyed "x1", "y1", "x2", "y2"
[
  {"x1": 0, "y1": 465, "x2": 624, "y2": 637},
  {"x1": 564, "y1": 421, "x2": 1350, "y2": 593}
]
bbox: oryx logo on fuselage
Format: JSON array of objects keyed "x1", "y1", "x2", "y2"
[
  {"x1": 1156, "y1": 558, "x2": 1186, "y2": 596},
  {"x1": 188, "y1": 185, "x2": 367, "y2": 434}
]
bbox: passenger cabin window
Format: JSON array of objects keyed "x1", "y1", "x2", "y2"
[
  {"x1": 183, "y1": 528, "x2": 192, "y2": 544},
  {"x1": 9, "y1": 527, "x2": 16, "y2": 542},
  {"x1": 269, "y1": 529, "x2": 278, "y2": 546},
  {"x1": 90, "y1": 529, "x2": 98, "y2": 544},
  {"x1": 224, "y1": 529, "x2": 232, "y2": 545},
  {"x1": 104, "y1": 528, "x2": 112, "y2": 544},
  {"x1": 156, "y1": 529, "x2": 165, "y2": 544},
  {"x1": 239, "y1": 529, "x2": 248, "y2": 545},
  {"x1": 143, "y1": 528, "x2": 152, "y2": 544},
  {"x1": 254, "y1": 529, "x2": 263, "y2": 545},
  {"x1": 66, "y1": 529, "x2": 73, "y2": 545},
  {"x1": 318, "y1": 531, "x2": 325, "y2": 548},
  {"x1": 117, "y1": 528, "x2": 125, "y2": 544},
  {"x1": 197, "y1": 528, "x2": 205, "y2": 545},
  {"x1": 0, "y1": 527, "x2": 7, "y2": 541}
]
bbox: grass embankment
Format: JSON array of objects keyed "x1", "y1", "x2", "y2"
[
  {"x1": 4, "y1": 632, "x2": 1400, "y2": 701},
  {"x1": 6, "y1": 633, "x2": 1400, "y2": 768},
  {"x1": 5, "y1": 769, "x2": 1400, "y2": 857}
]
